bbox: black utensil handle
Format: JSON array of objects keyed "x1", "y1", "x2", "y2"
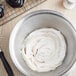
[{"x1": 0, "y1": 52, "x2": 14, "y2": 76}]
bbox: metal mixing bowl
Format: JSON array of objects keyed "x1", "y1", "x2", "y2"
[{"x1": 9, "y1": 10, "x2": 76, "y2": 76}]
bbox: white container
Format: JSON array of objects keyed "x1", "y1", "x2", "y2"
[{"x1": 63, "y1": 0, "x2": 76, "y2": 9}]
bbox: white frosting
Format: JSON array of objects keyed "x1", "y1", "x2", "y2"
[{"x1": 21, "y1": 28, "x2": 66, "y2": 72}]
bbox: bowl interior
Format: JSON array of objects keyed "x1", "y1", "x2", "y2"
[{"x1": 9, "y1": 11, "x2": 76, "y2": 76}]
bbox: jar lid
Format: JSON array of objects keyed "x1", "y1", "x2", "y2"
[{"x1": 67, "y1": 0, "x2": 76, "y2": 3}]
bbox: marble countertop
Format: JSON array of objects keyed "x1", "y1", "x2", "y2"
[{"x1": 0, "y1": 0, "x2": 76, "y2": 76}]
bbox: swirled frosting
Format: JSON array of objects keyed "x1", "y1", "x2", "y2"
[{"x1": 21, "y1": 28, "x2": 66, "y2": 72}]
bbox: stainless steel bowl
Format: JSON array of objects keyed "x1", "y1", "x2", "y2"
[{"x1": 9, "y1": 10, "x2": 76, "y2": 76}]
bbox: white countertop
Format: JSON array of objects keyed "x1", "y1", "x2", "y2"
[{"x1": 0, "y1": 0, "x2": 76, "y2": 76}]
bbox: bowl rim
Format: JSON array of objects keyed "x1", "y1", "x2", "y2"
[{"x1": 9, "y1": 10, "x2": 76, "y2": 76}]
